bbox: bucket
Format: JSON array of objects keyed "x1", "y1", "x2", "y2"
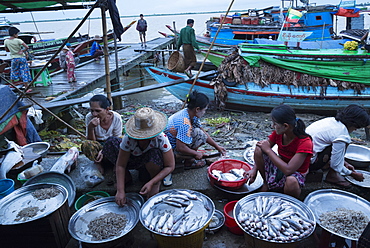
[
  {"x1": 167, "y1": 51, "x2": 185, "y2": 72},
  {"x1": 223, "y1": 200, "x2": 243, "y2": 235},
  {"x1": 0, "y1": 179, "x2": 15, "y2": 199},
  {"x1": 74, "y1": 191, "x2": 110, "y2": 210},
  {"x1": 153, "y1": 220, "x2": 210, "y2": 248}
]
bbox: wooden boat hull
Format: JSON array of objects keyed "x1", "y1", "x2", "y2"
[{"x1": 145, "y1": 66, "x2": 370, "y2": 114}]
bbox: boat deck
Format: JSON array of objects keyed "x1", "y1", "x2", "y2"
[{"x1": 24, "y1": 37, "x2": 175, "y2": 109}]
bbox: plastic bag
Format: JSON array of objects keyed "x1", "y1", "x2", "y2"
[{"x1": 81, "y1": 163, "x2": 105, "y2": 187}]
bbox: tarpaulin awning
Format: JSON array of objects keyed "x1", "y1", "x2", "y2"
[{"x1": 0, "y1": 0, "x2": 95, "y2": 13}]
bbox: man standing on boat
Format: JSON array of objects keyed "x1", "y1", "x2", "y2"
[
  {"x1": 136, "y1": 14, "x2": 147, "y2": 48},
  {"x1": 177, "y1": 19, "x2": 200, "y2": 78}
]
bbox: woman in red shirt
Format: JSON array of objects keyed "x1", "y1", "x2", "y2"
[{"x1": 246, "y1": 104, "x2": 313, "y2": 198}]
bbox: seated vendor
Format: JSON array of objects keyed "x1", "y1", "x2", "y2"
[
  {"x1": 115, "y1": 107, "x2": 175, "y2": 205},
  {"x1": 306, "y1": 104, "x2": 369, "y2": 188},
  {"x1": 81, "y1": 95, "x2": 122, "y2": 175}
]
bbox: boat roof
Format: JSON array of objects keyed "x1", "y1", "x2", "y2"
[{"x1": 0, "y1": 0, "x2": 94, "y2": 13}]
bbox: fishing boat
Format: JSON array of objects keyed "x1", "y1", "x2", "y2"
[
  {"x1": 145, "y1": 64, "x2": 370, "y2": 114},
  {"x1": 204, "y1": 3, "x2": 337, "y2": 46},
  {"x1": 199, "y1": 0, "x2": 368, "y2": 49}
]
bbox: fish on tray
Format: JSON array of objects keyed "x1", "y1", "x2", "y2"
[
  {"x1": 212, "y1": 168, "x2": 246, "y2": 181},
  {"x1": 143, "y1": 190, "x2": 209, "y2": 236}
]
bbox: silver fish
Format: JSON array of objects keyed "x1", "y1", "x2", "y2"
[
  {"x1": 229, "y1": 168, "x2": 246, "y2": 178},
  {"x1": 50, "y1": 147, "x2": 79, "y2": 173},
  {"x1": 176, "y1": 190, "x2": 198, "y2": 200},
  {"x1": 184, "y1": 200, "x2": 194, "y2": 213}
]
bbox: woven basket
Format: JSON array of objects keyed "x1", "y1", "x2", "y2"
[{"x1": 167, "y1": 51, "x2": 185, "y2": 72}]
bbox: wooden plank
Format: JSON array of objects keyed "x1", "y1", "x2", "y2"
[{"x1": 36, "y1": 70, "x2": 217, "y2": 110}]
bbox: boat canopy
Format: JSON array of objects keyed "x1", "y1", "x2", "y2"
[{"x1": 0, "y1": 0, "x2": 94, "y2": 13}]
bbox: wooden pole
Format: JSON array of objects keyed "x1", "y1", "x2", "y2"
[
  {"x1": 100, "y1": 2, "x2": 112, "y2": 105},
  {"x1": 2, "y1": 76, "x2": 86, "y2": 139},
  {"x1": 182, "y1": 0, "x2": 235, "y2": 109},
  {"x1": 0, "y1": 1, "x2": 99, "y2": 122}
]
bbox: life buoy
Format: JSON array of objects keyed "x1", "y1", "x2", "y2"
[{"x1": 32, "y1": 36, "x2": 37, "y2": 43}]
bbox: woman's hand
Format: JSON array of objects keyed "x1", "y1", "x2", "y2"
[
  {"x1": 115, "y1": 191, "x2": 126, "y2": 206},
  {"x1": 351, "y1": 171, "x2": 364, "y2": 181},
  {"x1": 95, "y1": 150, "x2": 104, "y2": 163},
  {"x1": 89, "y1": 117, "x2": 100, "y2": 128},
  {"x1": 245, "y1": 168, "x2": 257, "y2": 185},
  {"x1": 256, "y1": 140, "x2": 271, "y2": 153},
  {"x1": 139, "y1": 181, "x2": 154, "y2": 199},
  {"x1": 194, "y1": 151, "x2": 203, "y2": 160},
  {"x1": 217, "y1": 145, "x2": 227, "y2": 156}
]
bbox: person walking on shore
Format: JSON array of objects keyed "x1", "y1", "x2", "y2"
[
  {"x1": 177, "y1": 19, "x2": 200, "y2": 78},
  {"x1": 136, "y1": 14, "x2": 147, "y2": 48},
  {"x1": 4, "y1": 27, "x2": 32, "y2": 86}
]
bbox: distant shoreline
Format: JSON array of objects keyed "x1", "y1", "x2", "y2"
[{"x1": 18, "y1": 10, "x2": 250, "y2": 23}]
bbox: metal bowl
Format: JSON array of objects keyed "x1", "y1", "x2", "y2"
[
  {"x1": 139, "y1": 189, "x2": 215, "y2": 237},
  {"x1": 304, "y1": 189, "x2": 370, "y2": 241},
  {"x1": 68, "y1": 196, "x2": 140, "y2": 246},
  {"x1": 345, "y1": 144, "x2": 370, "y2": 168},
  {"x1": 206, "y1": 209, "x2": 225, "y2": 233},
  {"x1": 22, "y1": 142, "x2": 50, "y2": 157},
  {"x1": 0, "y1": 183, "x2": 68, "y2": 225},
  {"x1": 234, "y1": 192, "x2": 316, "y2": 243},
  {"x1": 23, "y1": 171, "x2": 76, "y2": 207}
]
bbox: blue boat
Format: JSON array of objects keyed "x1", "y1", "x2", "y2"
[{"x1": 145, "y1": 66, "x2": 370, "y2": 114}]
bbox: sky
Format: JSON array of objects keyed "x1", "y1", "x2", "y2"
[{"x1": 2, "y1": 0, "x2": 369, "y2": 22}]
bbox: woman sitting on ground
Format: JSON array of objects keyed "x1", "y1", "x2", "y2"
[
  {"x1": 81, "y1": 94, "x2": 123, "y2": 175},
  {"x1": 306, "y1": 104, "x2": 368, "y2": 188},
  {"x1": 246, "y1": 104, "x2": 313, "y2": 198},
  {"x1": 115, "y1": 107, "x2": 175, "y2": 205},
  {"x1": 165, "y1": 90, "x2": 226, "y2": 169}
]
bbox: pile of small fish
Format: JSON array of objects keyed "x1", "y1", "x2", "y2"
[
  {"x1": 212, "y1": 168, "x2": 246, "y2": 181},
  {"x1": 86, "y1": 213, "x2": 128, "y2": 241},
  {"x1": 32, "y1": 187, "x2": 60, "y2": 200},
  {"x1": 237, "y1": 196, "x2": 315, "y2": 242},
  {"x1": 142, "y1": 190, "x2": 210, "y2": 236},
  {"x1": 319, "y1": 208, "x2": 369, "y2": 239},
  {"x1": 14, "y1": 206, "x2": 40, "y2": 222}
]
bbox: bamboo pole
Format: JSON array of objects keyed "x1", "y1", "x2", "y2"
[
  {"x1": 100, "y1": 3, "x2": 112, "y2": 104},
  {"x1": 2, "y1": 76, "x2": 86, "y2": 139},
  {"x1": 182, "y1": 0, "x2": 235, "y2": 109},
  {"x1": 0, "y1": 1, "x2": 99, "y2": 122}
]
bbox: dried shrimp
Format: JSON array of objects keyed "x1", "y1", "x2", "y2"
[
  {"x1": 86, "y1": 213, "x2": 128, "y2": 240},
  {"x1": 319, "y1": 208, "x2": 369, "y2": 239}
]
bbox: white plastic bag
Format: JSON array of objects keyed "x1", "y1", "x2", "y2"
[{"x1": 81, "y1": 163, "x2": 105, "y2": 187}]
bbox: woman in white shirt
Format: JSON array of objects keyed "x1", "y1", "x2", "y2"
[
  {"x1": 306, "y1": 105, "x2": 369, "y2": 188},
  {"x1": 81, "y1": 95, "x2": 123, "y2": 175},
  {"x1": 115, "y1": 107, "x2": 175, "y2": 205}
]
